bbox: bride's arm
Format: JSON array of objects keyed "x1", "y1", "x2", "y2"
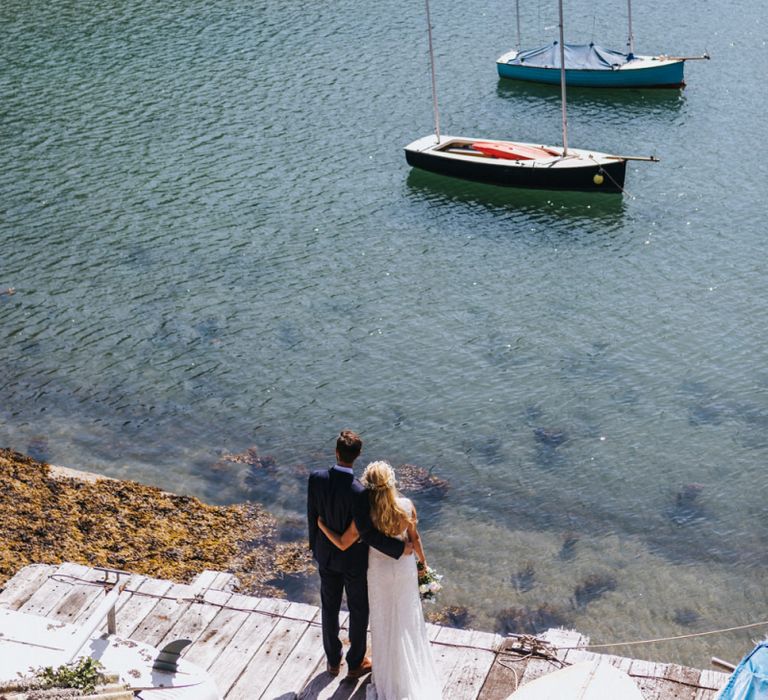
[
  {"x1": 317, "y1": 517, "x2": 360, "y2": 551},
  {"x1": 405, "y1": 505, "x2": 427, "y2": 569}
]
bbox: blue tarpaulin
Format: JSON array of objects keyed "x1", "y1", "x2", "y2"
[
  {"x1": 716, "y1": 642, "x2": 768, "y2": 700},
  {"x1": 511, "y1": 42, "x2": 634, "y2": 70}
]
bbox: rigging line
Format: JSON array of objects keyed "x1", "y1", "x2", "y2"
[{"x1": 588, "y1": 155, "x2": 633, "y2": 198}]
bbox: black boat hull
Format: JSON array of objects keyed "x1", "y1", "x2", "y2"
[{"x1": 405, "y1": 148, "x2": 626, "y2": 194}]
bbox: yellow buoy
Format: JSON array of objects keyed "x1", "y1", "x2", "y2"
[{"x1": 593, "y1": 173, "x2": 605, "y2": 186}]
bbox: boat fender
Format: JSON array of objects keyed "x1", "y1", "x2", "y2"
[{"x1": 593, "y1": 172, "x2": 605, "y2": 186}]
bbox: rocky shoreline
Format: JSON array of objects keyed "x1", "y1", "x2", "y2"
[{"x1": 0, "y1": 448, "x2": 312, "y2": 597}]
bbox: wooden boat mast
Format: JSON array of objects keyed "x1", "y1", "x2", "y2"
[
  {"x1": 424, "y1": 0, "x2": 441, "y2": 144},
  {"x1": 626, "y1": 0, "x2": 635, "y2": 54},
  {"x1": 557, "y1": 0, "x2": 568, "y2": 155}
]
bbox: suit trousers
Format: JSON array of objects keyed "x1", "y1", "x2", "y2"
[{"x1": 319, "y1": 562, "x2": 369, "y2": 669}]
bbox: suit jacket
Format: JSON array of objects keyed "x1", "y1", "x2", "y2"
[{"x1": 307, "y1": 466, "x2": 405, "y2": 570}]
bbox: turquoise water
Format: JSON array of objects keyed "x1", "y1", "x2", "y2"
[{"x1": 2, "y1": 0, "x2": 767, "y2": 667}]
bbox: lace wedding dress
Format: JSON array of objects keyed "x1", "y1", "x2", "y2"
[{"x1": 366, "y1": 498, "x2": 442, "y2": 700}]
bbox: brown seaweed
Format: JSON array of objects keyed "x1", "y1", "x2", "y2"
[
  {"x1": 426, "y1": 605, "x2": 474, "y2": 629},
  {"x1": 572, "y1": 573, "x2": 618, "y2": 609},
  {"x1": 511, "y1": 561, "x2": 536, "y2": 593},
  {"x1": 558, "y1": 531, "x2": 580, "y2": 561},
  {"x1": 0, "y1": 448, "x2": 306, "y2": 597}
]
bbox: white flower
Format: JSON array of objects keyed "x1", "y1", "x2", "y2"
[
  {"x1": 419, "y1": 584, "x2": 429, "y2": 594},
  {"x1": 429, "y1": 581, "x2": 441, "y2": 592}
]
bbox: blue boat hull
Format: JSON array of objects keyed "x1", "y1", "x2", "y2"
[{"x1": 496, "y1": 61, "x2": 684, "y2": 88}]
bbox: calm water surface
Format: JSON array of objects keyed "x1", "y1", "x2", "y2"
[{"x1": 2, "y1": 0, "x2": 767, "y2": 667}]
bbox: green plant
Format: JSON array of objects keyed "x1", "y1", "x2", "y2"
[{"x1": 36, "y1": 657, "x2": 106, "y2": 694}]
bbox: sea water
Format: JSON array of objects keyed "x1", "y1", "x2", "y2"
[{"x1": 1, "y1": 0, "x2": 767, "y2": 668}]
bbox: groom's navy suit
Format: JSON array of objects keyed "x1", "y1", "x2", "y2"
[{"x1": 308, "y1": 465, "x2": 405, "y2": 669}]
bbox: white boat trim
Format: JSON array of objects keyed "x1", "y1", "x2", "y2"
[{"x1": 405, "y1": 134, "x2": 623, "y2": 169}]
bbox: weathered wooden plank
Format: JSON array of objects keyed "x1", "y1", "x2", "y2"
[
  {"x1": 517, "y1": 656, "x2": 564, "y2": 686},
  {"x1": 45, "y1": 566, "x2": 130, "y2": 629},
  {"x1": 183, "y1": 592, "x2": 262, "y2": 672},
  {"x1": 0, "y1": 564, "x2": 56, "y2": 610},
  {"x1": 190, "y1": 570, "x2": 220, "y2": 592},
  {"x1": 657, "y1": 661, "x2": 706, "y2": 699},
  {"x1": 19, "y1": 562, "x2": 91, "y2": 617},
  {"x1": 129, "y1": 581, "x2": 198, "y2": 647},
  {"x1": 539, "y1": 628, "x2": 589, "y2": 651},
  {"x1": 426, "y1": 621, "x2": 442, "y2": 642},
  {"x1": 262, "y1": 607, "x2": 324, "y2": 698},
  {"x1": 283, "y1": 600, "x2": 320, "y2": 623},
  {"x1": 113, "y1": 575, "x2": 174, "y2": 638},
  {"x1": 226, "y1": 601, "x2": 312, "y2": 700},
  {"x1": 72, "y1": 572, "x2": 141, "y2": 629},
  {"x1": 299, "y1": 675, "x2": 368, "y2": 700},
  {"x1": 156, "y1": 588, "x2": 233, "y2": 651},
  {"x1": 206, "y1": 598, "x2": 290, "y2": 697},
  {"x1": 49, "y1": 576, "x2": 105, "y2": 625},
  {"x1": 630, "y1": 658, "x2": 671, "y2": 700},
  {"x1": 476, "y1": 654, "x2": 530, "y2": 700},
  {"x1": 433, "y1": 627, "x2": 498, "y2": 700},
  {"x1": 694, "y1": 669, "x2": 729, "y2": 700},
  {"x1": 559, "y1": 646, "x2": 596, "y2": 666},
  {"x1": 211, "y1": 571, "x2": 238, "y2": 592},
  {"x1": 297, "y1": 611, "x2": 352, "y2": 700}
]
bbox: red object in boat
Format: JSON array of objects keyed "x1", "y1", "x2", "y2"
[{"x1": 471, "y1": 141, "x2": 560, "y2": 161}]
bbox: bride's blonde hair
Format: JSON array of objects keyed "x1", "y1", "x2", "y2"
[{"x1": 361, "y1": 461, "x2": 412, "y2": 537}]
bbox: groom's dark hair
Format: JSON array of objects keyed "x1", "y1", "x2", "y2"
[{"x1": 336, "y1": 430, "x2": 362, "y2": 464}]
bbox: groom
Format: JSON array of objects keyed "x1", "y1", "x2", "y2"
[{"x1": 307, "y1": 430, "x2": 412, "y2": 679}]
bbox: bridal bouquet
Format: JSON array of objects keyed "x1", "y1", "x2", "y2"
[{"x1": 417, "y1": 563, "x2": 443, "y2": 602}]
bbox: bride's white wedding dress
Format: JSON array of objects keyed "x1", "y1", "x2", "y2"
[{"x1": 366, "y1": 498, "x2": 442, "y2": 700}]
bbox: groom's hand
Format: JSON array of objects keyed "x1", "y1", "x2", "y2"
[{"x1": 403, "y1": 541, "x2": 414, "y2": 556}]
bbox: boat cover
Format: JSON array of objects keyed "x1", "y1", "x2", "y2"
[
  {"x1": 716, "y1": 642, "x2": 768, "y2": 700},
  {"x1": 509, "y1": 42, "x2": 634, "y2": 70}
]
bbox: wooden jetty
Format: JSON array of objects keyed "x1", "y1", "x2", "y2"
[{"x1": 0, "y1": 562, "x2": 730, "y2": 699}]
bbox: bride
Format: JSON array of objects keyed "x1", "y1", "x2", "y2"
[{"x1": 317, "y1": 460, "x2": 442, "y2": 700}]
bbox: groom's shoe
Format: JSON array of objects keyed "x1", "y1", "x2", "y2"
[
  {"x1": 346, "y1": 656, "x2": 372, "y2": 679},
  {"x1": 326, "y1": 660, "x2": 341, "y2": 677}
]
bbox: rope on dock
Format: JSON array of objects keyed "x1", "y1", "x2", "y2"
[{"x1": 49, "y1": 572, "x2": 768, "y2": 655}]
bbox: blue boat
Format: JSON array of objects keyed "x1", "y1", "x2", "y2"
[
  {"x1": 496, "y1": 42, "x2": 686, "y2": 88},
  {"x1": 497, "y1": 0, "x2": 708, "y2": 88},
  {"x1": 715, "y1": 641, "x2": 768, "y2": 700}
]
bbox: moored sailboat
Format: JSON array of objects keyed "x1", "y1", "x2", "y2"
[
  {"x1": 496, "y1": 0, "x2": 709, "y2": 88},
  {"x1": 404, "y1": 0, "x2": 657, "y2": 194}
]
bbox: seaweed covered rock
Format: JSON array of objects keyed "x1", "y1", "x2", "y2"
[
  {"x1": 511, "y1": 561, "x2": 536, "y2": 593},
  {"x1": 667, "y1": 483, "x2": 707, "y2": 525},
  {"x1": 0, "y1": 448, "x2": 301, "y2": 596},
  {"x1": 395, "y1": 464, "x2": 449, "y2": 499},
  {"x1": 572, "y1": 572, "x2": 618, "y2": 609}
]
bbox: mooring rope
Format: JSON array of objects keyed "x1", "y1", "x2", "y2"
[{"x1": 588, "y1": 154, "x2": 634, "y2": 198}]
